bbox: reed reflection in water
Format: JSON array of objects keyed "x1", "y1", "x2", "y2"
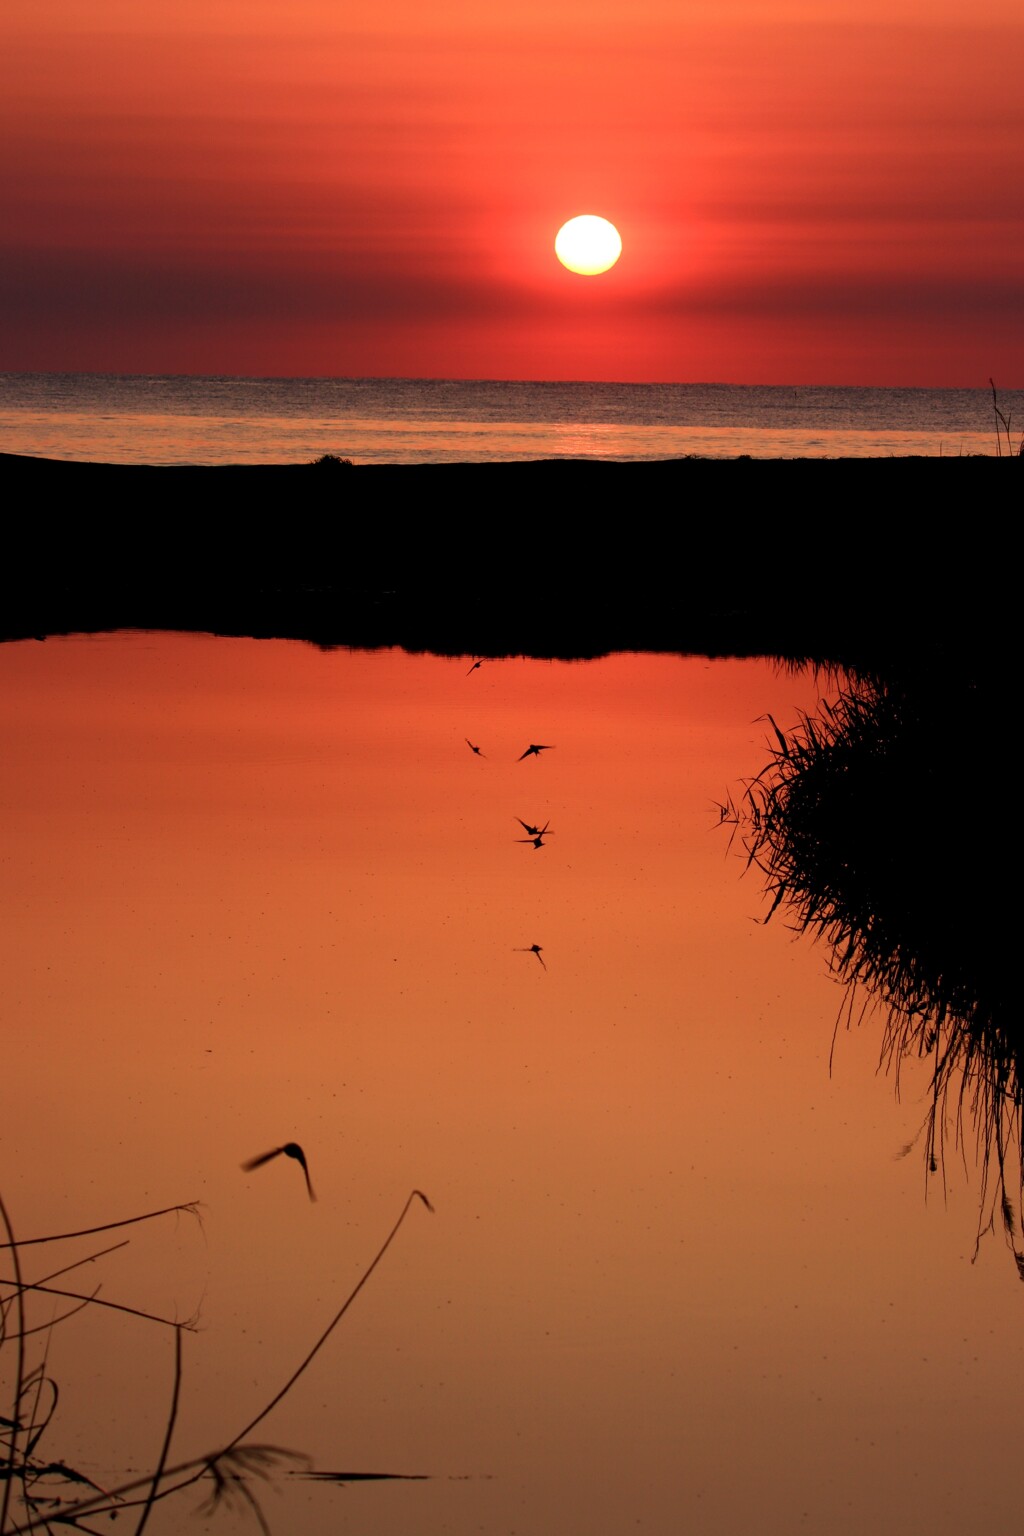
[
  {"x1": 721, "y1": 665, "x2": 1021, "y2": 1273},
  {"x1": 1, "y1": 638, "x2": 1022, "y2": 1536}
]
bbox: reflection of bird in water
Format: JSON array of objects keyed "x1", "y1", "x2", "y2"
[
  {"x1": 514, "y1": 817, "x2": 551, "y2": 837},
  {"x1": 466, "y1": 659, "x2": 483, "y2": 676},
  {"x1": 517, "y1": 744, "x2": 554, "y2": 761},
  {"x1": 514, "y1": 944, "x2": 546, "y2": 969},
  {"x1": 466, "y1": 739, "x2": 485, "y2": 757},
  {"x1": 516, "y1": 821, "x2": 552, "y2": 849},
  {"x1": 242, "y1": 1142, "x2": 317, "y2": 1202}
]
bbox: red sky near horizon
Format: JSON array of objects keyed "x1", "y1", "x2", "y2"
[{"x1": 3, "y1": 0, "x2": 1022, "y2": 385}]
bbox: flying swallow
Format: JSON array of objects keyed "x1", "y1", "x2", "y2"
[
  {"x1": 514, "y1": 944, "x2": 546, "y2": 969},
  {"x1": 242, "y1": 1142, "x2": 316, "y2": 1202},
  {"x1": 516, "y1": 821, "x2": 552, "y2": 849},
  {"x1": 517, "y1": 744, "x2": 554, "y2": 761},
  {"x1": 466, "y1": 739, "x2": 485, "y2": 757},
  {"x1": 514, "y1": 818, "x2": 552, "y2": 837},
  {"x1": 466, "y1": 660, "x2": 483, "y2": 676}
]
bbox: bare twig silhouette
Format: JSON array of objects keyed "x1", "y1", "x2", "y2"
[{"x1": 5, "y1": 1188, "x2": 435, "y2": 1535}]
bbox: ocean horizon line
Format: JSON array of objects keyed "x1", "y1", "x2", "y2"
[
  {"x1": 2, "y1": 374, "x2": 1020, "y2": 466},
  {"x1": 3, "y1": 368, "x2": 1019, "y2": 392}
]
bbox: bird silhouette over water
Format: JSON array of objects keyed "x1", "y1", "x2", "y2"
[
  {"x1": 516, "y1": 822, "x2": 552, "y2": 849},
  {"x1": 517, "y1": 744, "x2": 554, "y2": 761},
  {"x1": 466, "y1": 739, "x2": 485, "y2": 757},
  {"x1": 514, "y1": 944, "x2": 546, "y2": 969},
  {"x1": 242, "y1": 1142, "x2": 316, "y2": 1202},
  {"x1": 514, "y1": 817, "x2": 552, "y2": 837}
]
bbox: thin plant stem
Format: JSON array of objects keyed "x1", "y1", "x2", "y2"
[
  {"x1": 18, "y1": 1297, "x2": 94, "y2": 1338},
  {"x1": 7, "y1": 1189, "x2": 434, "y2": 1535},
  {"x1": 0, "y1": 1279, "x2": 196, "y2": 1333},
  {"x1": 27, "y1": 1241, "x2": 129, "y2": 1290},
  {"x1": 219, "y1": 1188, "x2": 434, "y2": 1455},
  {"x1": 133, "y1": 1325, "x2": 183, "y2": 1536},
  {"x1": 0, "y1": 1193, "x2": 27, "y2": 1536},
  {"x1": 0, "y1": 1203, "x2": 201, "y2": 1251}
]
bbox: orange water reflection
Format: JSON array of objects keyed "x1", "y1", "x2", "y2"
[{"x1": 1, "y1": 637, "x2": 1020, "y2": 1536}]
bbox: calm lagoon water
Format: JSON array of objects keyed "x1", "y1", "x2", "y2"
[
  {"x1": 1, "y1": 372, "x2": 1020, "y2": 462},
  {"x1": 1, "y1": 636, "x2": 1021, "y2": 1536}
]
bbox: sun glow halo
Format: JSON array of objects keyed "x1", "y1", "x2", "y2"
[{"x1": 555, "y1": 215, "x2": 622, "y2": 275}]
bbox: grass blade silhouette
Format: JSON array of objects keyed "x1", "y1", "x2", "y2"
[{"x1": 7, "y1": 1189, "x2": 435, "y2": 1535}]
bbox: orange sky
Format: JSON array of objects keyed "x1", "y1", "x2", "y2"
[{"x1": 2, "y1": 0, "x2": 1022, "y2": 383}]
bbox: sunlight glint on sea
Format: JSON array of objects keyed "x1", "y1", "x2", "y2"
[{"x1": 1, "y1": 373, "x2": 1019, "y2": 462}]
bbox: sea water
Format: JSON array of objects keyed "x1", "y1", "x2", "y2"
[{"x1": 1, "y1": 372, "x2": 1019, "y2": 464}]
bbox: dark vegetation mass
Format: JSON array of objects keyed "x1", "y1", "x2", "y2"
[{"x1": 719, "y1": 650, "x2": 1020, "y2": 1273}]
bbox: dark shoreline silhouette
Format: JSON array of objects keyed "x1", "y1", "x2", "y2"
[{"x1": 0, "y1": 452, "x2": 1011, "y2": 671}]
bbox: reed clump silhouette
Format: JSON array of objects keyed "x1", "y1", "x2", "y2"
[
  {"x1": 990, "y1": 379, "x2": 1024, "y2": 457},
  {"x1": 309, "y1": 453, "x2": 353, "y2": 467},
  {"x1": 0, "y1": 1188, "x2": 433, "y2": 1534},
  {"x1": 718, "y1": 663, "x2": 1021, "y2": 1272}
]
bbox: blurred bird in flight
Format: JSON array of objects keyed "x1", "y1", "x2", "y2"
[
  {"x1": 466, "y1": 739, "x2": 485, "y2": 756},
  {"x1": 517, "y1": 744, "x2": 554, "y2": 761},
  {"x1": 516, "y1": 821, "x2": 552, "y2": 849},
  {"x1": 514, "y1": 817, "x2": 551, "y2": 837},
  {"x1": 242, "y1": 1141, "x2": 316, "y2": 1202},
  {"x1": 514, "y1": 944, "x2": 547, "y2": 968}
]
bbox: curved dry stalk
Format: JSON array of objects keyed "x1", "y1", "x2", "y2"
[
  {"x1": 0, "y1": 1192, "x2": 27, "y2": 1536},
  {"x1": 217, "y1": 1188, "x2": 434, "y2": 1456},
  {"x1": 0, "y1": 1279, "x2": 198, "y2": 1333},
  {"x1": 0, "y1": 1203, "x2": 202, "y2": 1251},
  {"x1": 17, "y1": 1302, "x2": 92, "y2": 1339},
  {"x1": 7, "y1": 1189, "x2": 434, "y2": 1536},
  {"x1": 989, "y1": 379, "x2": 1023, "y2": 456},
  {"x1": 133, "y1": 1325, "x2": 182, "y2": 1536},
  {"x1": 30, "y1": 1241, "x2": 129, "y2": 1288},
  {"x1": 10, "y1": 1243, "x2": 137, "y2": 1342},
  {"x1": 18, "y1": 1360, "x2": 57, "y2": 1462}
]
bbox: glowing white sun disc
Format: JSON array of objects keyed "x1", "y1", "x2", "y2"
[{"x1": 555, "y1": 215, "x2": 622, "y2": 275}]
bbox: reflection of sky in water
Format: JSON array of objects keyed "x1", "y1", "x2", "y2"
[
  {"x1": 1, "y1": 639, "x2": 1021, "y2": 1536},
  {"x1": 1, "y1": 372, "x2": 1014, "y2": 462},
  {"x1": 0, "y1": 408, "x2": 998, "y2": 462}
]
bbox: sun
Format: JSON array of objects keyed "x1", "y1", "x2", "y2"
[{"x1": 555, "y1": 215, "x2": 622, "y2": 275}]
